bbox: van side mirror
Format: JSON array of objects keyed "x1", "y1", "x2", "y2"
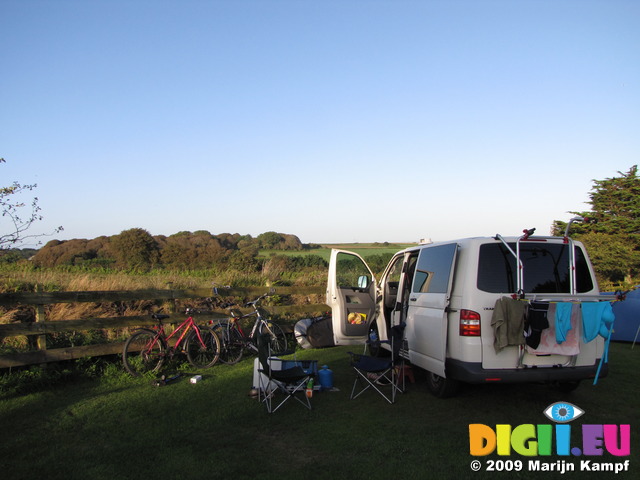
[{"x1": 357, "y1": 275, "x2": 370, "y2": 289}]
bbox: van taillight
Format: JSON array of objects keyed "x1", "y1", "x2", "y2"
[{"x1": 460, "y1": 310, "x2": 481, "y2": 336}]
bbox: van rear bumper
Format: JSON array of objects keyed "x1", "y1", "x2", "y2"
[{"x1": 446, "y1": 359, "x2": 608, "y2": 384}]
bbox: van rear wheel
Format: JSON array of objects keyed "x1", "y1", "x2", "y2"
[{"x1": 426, "y1": 372, "x2": 460, "y2": 398}]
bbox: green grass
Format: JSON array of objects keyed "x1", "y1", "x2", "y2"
[
  {"x1": 1, "y1": 343, "x2": 638, "y2": 480},
  {"x1": 260, "y1": 243, "x2": 416, "y2": 261}
]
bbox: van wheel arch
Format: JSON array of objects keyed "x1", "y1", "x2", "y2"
[{"x1": 426, "y1": 372, "x2": 460, "y2": 398}]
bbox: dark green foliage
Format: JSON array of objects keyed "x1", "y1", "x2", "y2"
[
  {"x1": 0, "y1": 248, "x2": 37, "y2": 263},
  {"x1": 110, "y1": 228, "x2": 161, "y2": 271},
  {"x1": 363, "y1": 252, "x2": 395, "y2": 274},
  {"x1": 226, "y1": 247, "x2": 261, "y2": 272},
  {"x1": 575, "y1": 233, "x2": 640, "y2": 283},
  {"x1": 160, "y1": 231, "x2": 227, "y2": 270},
  {"x1": 30, "y1": 230, "x2": 307, "y2": 274},
  {"x1": 286, "y1": 254, "x2": 328, "y2": 269},
  {"x1": 554, "y1": 166, "x2": 640, "y2": 285},
  {"x1": 258, "y1": 231, "x2": 303, "y2": 250},
  {"x1": 31, "y1": 237, "x2": 112, "y2": 268},
  {"x1": 555, "y1": 166, "x2": 640, "y2": 236}
]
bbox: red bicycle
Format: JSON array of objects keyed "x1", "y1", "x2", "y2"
[{"x1": 122, "y1": 309, "x2": 221, "y2": 376}]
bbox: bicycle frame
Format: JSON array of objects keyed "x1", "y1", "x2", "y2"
[
  {"x1": 210, "y1": 292, "x2": 288, "y2": 366},
  {"x1": 150, "y1": 313, "x2": 206, "y2": 354},
  {"x1": 123, "y1": 308, "x2": 221, "y2": 376},
  {"x1": 223, "y1": 310, "x2": 260, "y2": 351}
]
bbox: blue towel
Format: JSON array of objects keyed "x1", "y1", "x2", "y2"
[
  {"x1": 555, "y1": 303, "x2": 573, "y2": 343},
  {"x1": 581, "y1": 301, "x2": 615, "y2": 387},
  {"x1": 581, "y1": 302, "x2": 615, "y2": 343}
]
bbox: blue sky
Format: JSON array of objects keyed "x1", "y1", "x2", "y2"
[{"x1": 1, "y1": 0, "x2": 638, "y2": 245}]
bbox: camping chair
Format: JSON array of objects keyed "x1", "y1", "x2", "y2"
[
  {"x1": 348, "y1": 324, "x2": 406, "y2": 404},
  {"x1": 256, "y1": 333, "x2": 315, "y2": 413}
]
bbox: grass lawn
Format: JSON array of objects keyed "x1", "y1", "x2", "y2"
[{"x1": 0, "y1": 343, "x2": 638, "y2": 479}]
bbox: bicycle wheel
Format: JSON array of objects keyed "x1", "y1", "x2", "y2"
[
  {"x1": 259, "y1": 321, "x2": 288, "y2": 355},
  {"x1": 212, "y1": 321, "x2": 244, "y2": 365},
  {"x1": 186, "y1": 326, "x2": 221, "y2": 369},
  {"x1": 123, "y1": 329, "x2": 166, "y2": 376}
]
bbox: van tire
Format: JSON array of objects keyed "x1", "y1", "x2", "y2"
[{"x1": 426, "y1": 372, "x2": 460, "y2": 398}]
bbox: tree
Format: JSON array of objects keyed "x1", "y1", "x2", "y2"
[
  {"x1": 1, "y1": 158, "x2": 62, "y2": 248},
  {"x1": 257, "y1": 231, "x2": 284, "y2": 249},
  {"x1": 109, "y1": 228, "x2": 160, "y2": 271},
  {"x1": 553, "y1": 166, "x2": 640, "y2": 236},
  {"x1": 553, "y1": 166, "x2": 640, "y2": 285}
]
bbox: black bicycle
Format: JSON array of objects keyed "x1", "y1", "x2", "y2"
[{"x1": 211, "y1": 293, "x2": 288, "y2": 364}]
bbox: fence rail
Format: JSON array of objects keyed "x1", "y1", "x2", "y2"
[{"x1": 0, "y1": 286, "x2": 327, "y2": 368}]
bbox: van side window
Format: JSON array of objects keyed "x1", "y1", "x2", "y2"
[
  {"x1": 411, "y1": 244, "x2": 457, "y2": 294},
  {"x1": 477, "y1": 243, "x2": 594, "y2": 294}
]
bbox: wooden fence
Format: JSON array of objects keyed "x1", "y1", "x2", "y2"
[{"x1": 0, "y1": 286, "x2": 327, "y2": 368}]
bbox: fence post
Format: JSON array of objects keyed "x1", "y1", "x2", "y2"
[
  {"x1": 35, "y1": 284, "x2": 47, "y2": 352},
  {"x1": 167, "y1": 282, "x2": 177, "y2": 314}
]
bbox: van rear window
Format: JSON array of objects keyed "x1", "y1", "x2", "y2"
[{"x1": 477, "y1": 243, "x2": 594, "y2": 294}]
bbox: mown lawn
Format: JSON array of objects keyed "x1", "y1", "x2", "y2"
[{"x1": 0, "y1": 343, "x2": 638, "y2": 480}]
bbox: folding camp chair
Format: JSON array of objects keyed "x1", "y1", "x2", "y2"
[
  {"x1": 256, "y1": 333, "x2": 315, "y2": 413},
  {"x1": 348, "y1": 324, "x2": 406, "y2": 404}
]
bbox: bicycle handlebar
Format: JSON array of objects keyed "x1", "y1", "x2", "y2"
[
  {"x1": 244, "y1": 292, "x2": 270, "y2": 307},
  {"x1": 220, "y1": 292, "x2": 272, "y2": 310}
]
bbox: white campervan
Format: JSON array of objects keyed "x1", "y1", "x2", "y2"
[{"x1": 326, "y1": 227, "x2": 610, "y2": 397}]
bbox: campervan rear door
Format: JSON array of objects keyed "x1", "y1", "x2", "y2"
[
  {"x1": 327, "y1": 249, "x2": 377, "y2": 345},
  {"x1": 406, "y1": 243, "x2": 458, "y2": 377}
]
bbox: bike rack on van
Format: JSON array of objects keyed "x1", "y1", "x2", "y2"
[
  {"x1": 495, "y1": 222, "x2": 583, "y2": 369},
  {"x1": 494, "y1": 233, "x2": 524, "y2": 296},
  {"x1": 495, "y1": 218, "x2": 587, "y2": 298},
  {"x1": 496, "y1": 220, "x2": 623, "y2": 372}
]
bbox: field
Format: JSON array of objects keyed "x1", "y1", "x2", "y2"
[
  {"x1": 260, "y1": 242, "x2": 416, "y2": 261},
  {"x1": 0, "y1": 342, "x2": 638, "y2": 480}
]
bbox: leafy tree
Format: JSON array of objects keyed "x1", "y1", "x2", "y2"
[
  {"x1": 575, "y1": 232, "x2": 639, "y2": 282},
  {"x1": 282, "y1": 234, "x2": 303, "y2": 250},
  {"x1": 553, "y1": 166, "x2": 640, "y2": 236},
  {"x1": 258, "y1": 231, "x2": 284, "y2": 249},
  {"x1": 0, "y1": 158, "x2": 62, "y2": 248},
  {"x1": 161, "y1": 231, "x2": 227, "y2": 269},
  {"x1": 109, "y1": 228, "x2": 160, "y2": 271},
  {"x1": 257, "y1": 231, "x2": 303, "y2": 250},
  {"x1": 32, "y1": 237, "x2": 113, "y2": 268},
  {"x1": 226, "y1": 246, "x2": 260, "y2": 271},
  {"x1": 553, "y1": 166, "x2": 640, "y2": 285}
]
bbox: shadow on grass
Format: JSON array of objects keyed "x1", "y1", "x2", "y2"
[{"x1": 1, "y1": 344, "x2": 638, "y2": 480}]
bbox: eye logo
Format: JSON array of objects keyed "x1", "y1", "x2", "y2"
[{"x1": 543, "y1": 401, "x2": 585, "y2": 423}]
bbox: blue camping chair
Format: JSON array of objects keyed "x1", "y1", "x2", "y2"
[
  {"x1": 257, "y1": 333, "x2": 316, "y2": 413},
  {"x1": 348, "y1": 324, "x2": 406, "y2": 404}
]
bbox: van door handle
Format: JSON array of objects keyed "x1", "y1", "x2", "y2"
[{"x1": 410, "y1": 297, "x2": 417, "y2": 302}]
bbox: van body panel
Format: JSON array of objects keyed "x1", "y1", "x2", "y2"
[{"x1": 405, "y1": 242, "x2": 457, "y2": 377}]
